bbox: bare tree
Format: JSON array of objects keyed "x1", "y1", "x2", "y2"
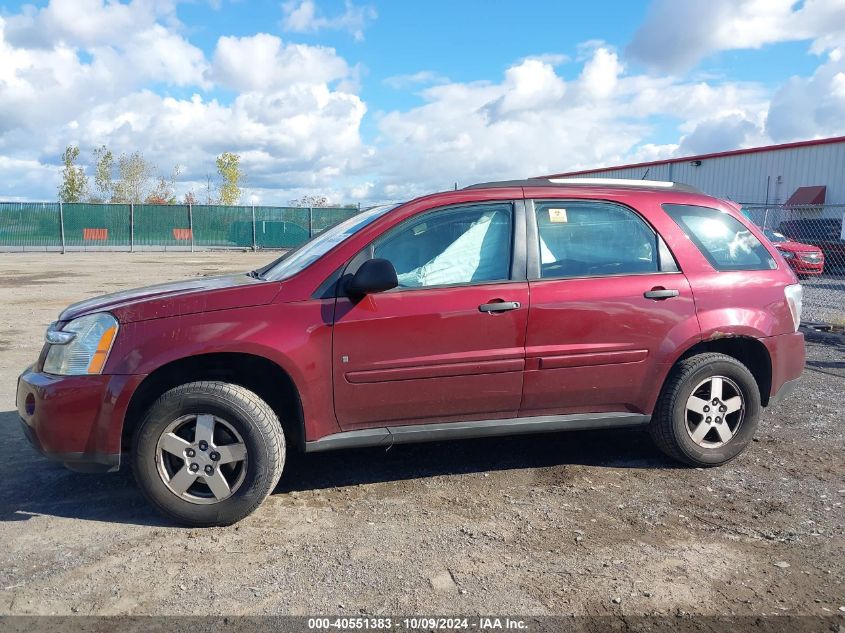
[
  {"x1": 112, "y1": 151, "x2": 156, "y2": 203},
  {"x1": 289, "y1": 194, "x2": 331, "y2": 208},
  {"x1": 145, "y1": 166, "x2": 182, "y2": 204}
]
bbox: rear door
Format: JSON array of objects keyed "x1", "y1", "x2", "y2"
[
  {"x1": 522, "y1": 198, "x2": 698, "y2": 416},
  {"x1": 332, "y1": 200, "x2": 529, "y2": 430}
]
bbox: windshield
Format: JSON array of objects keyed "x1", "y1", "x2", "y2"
[
  {"x1": 763, "y1": 229, "x2": 789, "y2": 243},
  {"x1": 258, "y1": 204, "x2": 399, "y2": 281}
]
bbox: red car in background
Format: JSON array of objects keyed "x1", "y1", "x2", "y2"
[{"x1": 763, "y1": 229, "x2": 825, "y2": 277}]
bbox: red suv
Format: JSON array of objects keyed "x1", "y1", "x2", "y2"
[{"x1": 16, "y1": 179, "x2": 805, "y2": 526}]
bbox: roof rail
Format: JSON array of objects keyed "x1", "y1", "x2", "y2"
[
  {"x1": 548, "y1": 177, "x2": 674, "y2": 187},
  {"x1": 464, "y1": 177, "x2": 702, "y2": 193}
]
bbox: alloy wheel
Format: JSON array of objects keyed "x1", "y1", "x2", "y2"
[
  {"x1": 155, "y1": 414, "x2": 248, "y2": 504},
  {"x1": 684, "y1": 375, "x2": 745, "y2": 449}
]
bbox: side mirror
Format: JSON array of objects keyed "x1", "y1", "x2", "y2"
[{"x1": 347, "y1": 258, "x2": 398, "y2": 295}]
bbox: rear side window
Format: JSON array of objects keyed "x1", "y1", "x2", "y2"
[
  {"x1": 534, "y1": 200, "x2": 677, "y2": 279},
  {"x1": 663, "y1": 204, "x2": 776, "y2": 271}
]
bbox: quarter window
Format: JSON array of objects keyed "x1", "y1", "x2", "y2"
[
  {"x1": 663, "y1": 204, "x2": 776, "y2": 271},
  {"x1": 371, "y1": 203, "x2": 513, "y2": 289},
  {"x1": 534, "y1": 201, "x2": 672, "y2": 279}
]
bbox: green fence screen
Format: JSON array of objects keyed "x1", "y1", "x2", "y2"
[
  {"x1": 63, "y1": 203, "x2": 131, "y2": 247},
  {"x1": 0, "y1": 202, "x2": 62, "y2": 248},
  {"x1": 0, "y1": 202, "x2": 360, "y2": 251}
]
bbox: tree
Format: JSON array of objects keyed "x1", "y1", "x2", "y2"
[
  {"x1": 145, "y1": 166, "x2": 181, "y2": 205},
  {"x1": 57, "y1": 145, "x2": 88, "y2": 202},
  {"x1": 183, "y1": 190, "x2": 199, "y2": 205},
  {"x1": 289, "y1": 194, "x2": 331, "y2": 208},
  {"x1": 112, "y1": 151, "x2": 156, "y2": 203},
  {"x1": 91, "y1": 145, "x2": 114, "y2": 203},
  {"x1": 203, "y1": 173, "x2": 216, "y2": 205},
  {"x1": 216, "y1": 152, "x2": 243, "y2": 205}
]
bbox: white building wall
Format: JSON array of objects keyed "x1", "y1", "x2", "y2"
[{"x1": 561, "y1": 140, "x2": 845, "y2": 209}]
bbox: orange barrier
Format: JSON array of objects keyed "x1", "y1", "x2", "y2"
[{"x1": 83, "y1": 228, "x2": 108, "y2": 240}]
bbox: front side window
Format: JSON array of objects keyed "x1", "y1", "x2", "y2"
[
  {"x1": 371, "y1": 203, "x2": 513, "y2": 289},
  {"x1": 534, "y1": 200, "x2": 672, "y2": 279},
  {"x1": 663, "y1": 204, "x2": 776, "y2": 271}
]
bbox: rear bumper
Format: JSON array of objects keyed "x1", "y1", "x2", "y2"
[
  {"x1": 762, "y1": 331, "x2": 805, "y2": 407},
  {"x1": 768, "y1": 375, "x2": 801, "y2": 407},
  {"x1": 16, "y1": 368, "x2": 145, "y2": 472}
]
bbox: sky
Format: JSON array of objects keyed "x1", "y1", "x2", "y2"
[{"x1": 1, "y1": 0, "x2": 844, "y2": 205}]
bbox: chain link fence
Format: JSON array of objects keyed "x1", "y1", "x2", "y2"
[
  {"x1": 743, "y1": 204, "x2": 845, "y2": 325},
  {"x1": 0, "y1": 202, "x2": 361, "y2": 252},
  {"x1": 2, "y1": 200, "x2": 842, "y2": 325}
]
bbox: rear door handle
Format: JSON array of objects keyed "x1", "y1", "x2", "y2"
[
  {"x1": 644, "y1": 289, "x2": 679, "y2": 300},
  {"x1": 479, "y1": 301, "x2": 521, "y2": 313}
]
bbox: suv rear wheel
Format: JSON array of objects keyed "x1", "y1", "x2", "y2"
[
  {"x1": 650, "y1": 353, "x2": 761, "y2": 466},
  {"x1": 132, "y1": 381, "x2": 285, "y2": 526}
]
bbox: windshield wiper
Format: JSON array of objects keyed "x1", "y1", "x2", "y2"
[{"x1": 246, "y1": 269, "x2": 263, "y2": 280}]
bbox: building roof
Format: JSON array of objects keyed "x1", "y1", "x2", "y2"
[
  {"x1": 785, "y1": 185, "x2": 826, "y2": 206},
  {"x1": 539, "y1": 135, "x2": 845, "y2": 179}
]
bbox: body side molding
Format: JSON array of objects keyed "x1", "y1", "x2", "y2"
[{"x1": 305, "y1": 412, "x2": 650, "y2": 453}]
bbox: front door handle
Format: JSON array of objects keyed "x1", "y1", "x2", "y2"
[
  {"x1": 644, "y1": 288, "x2": 679, "y2": 300},
  {"x1": 479, "y1": 301, "x2": 521, "y2": 313}
]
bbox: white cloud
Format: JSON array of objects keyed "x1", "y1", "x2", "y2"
[
  {"x1": 370, "y1": 48, "x2": 770, "y2": 199},
  {"x1": 282, "y1": 0, "x2": 377, "y2": 42},
  {"x1": 766, "y1": 46, "x2": 845, "y2": 140},
  {"x1": 127, "y1": 25, "x2": 210, "y2": 87},
  {"x1": 0, "y1": 155, "x2": 59, "y2": 201},
  {"x1": 677, "y1": 113, "x2": 767, "y2": 155},
  {"x1": 519, "y1": 53, "x2": 569, "y2": 67},
  {"x1": 1, "y1": 0, "x2": 845, "y2": 206},
  {"x1": 578, "y1": 46, "x2": 623, "y2": 99},
  {"x1": 0, "y1": 4, "x2": 369, "y2": 203},
  {"x1": 628, "y1": 0, "x2": 845, "y2": 73},
  {"x1": 5, "y1": 0, "x2": 181, "y2": 48},
  {"x1": 71, "y1": 88, "x2": 367, "y2": 187},
  {"x1": 211, "y1": 33, "x2": 349, "y2": 91},
  {"x1": 383, "y1": 71, "x2": 449, "y2": 90}
]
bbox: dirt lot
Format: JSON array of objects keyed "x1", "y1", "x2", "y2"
[{"x1": 0, "y1": 252, "x2": 842, "y2": 618}]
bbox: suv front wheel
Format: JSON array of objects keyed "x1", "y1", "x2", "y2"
[
  {"x1": 650, "y1": 353, "x2": 761, "y2": 466},
  {"x1": 132, "y1": 381, "x2": 285, "y2": 526}
]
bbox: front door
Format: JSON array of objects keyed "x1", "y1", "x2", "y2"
[
  {"x1": 522, "y1": 199, "x2": 698, "y2": 416},
  {"x1": 332, "y1": 201, "x2": 529, "y2": 430}
]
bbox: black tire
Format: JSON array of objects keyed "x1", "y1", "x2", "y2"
[
  {"x1": 132, "y1": 381, "x2": 285, "y2": 526},
  {"x1": 649, "y1": 353, "x2": 761, "y2": 467}
]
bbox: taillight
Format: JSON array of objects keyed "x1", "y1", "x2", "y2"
[{"x1": 784, "y1": 284, "x2": 802, "y2": 332}]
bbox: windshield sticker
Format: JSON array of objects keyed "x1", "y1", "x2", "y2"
[{"x1": 549, "y1": 208, "x2": 568, "y2": 223}]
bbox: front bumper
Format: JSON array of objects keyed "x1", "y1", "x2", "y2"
[
  {"x1": 787, "y1": 259, "x2": 824, "y2": 275},
  {"x1": 16, "y1": 367, "x2": 145, "y2": 473}
]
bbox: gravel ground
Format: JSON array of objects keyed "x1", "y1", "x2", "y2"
[
  {"x1": 0, "y1": 252, "x2": 843, "y2": 618},
  {"x1": 801, "y1": 276, "x2": 845, "y2": 324}
]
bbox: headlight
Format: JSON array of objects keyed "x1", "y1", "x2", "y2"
[
  {"x1": 43, "y1": 313, "x2": 119, "y2": 375},
  {"x1": 777, "y1": 248, "x2": 795, "y2": 259}
]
